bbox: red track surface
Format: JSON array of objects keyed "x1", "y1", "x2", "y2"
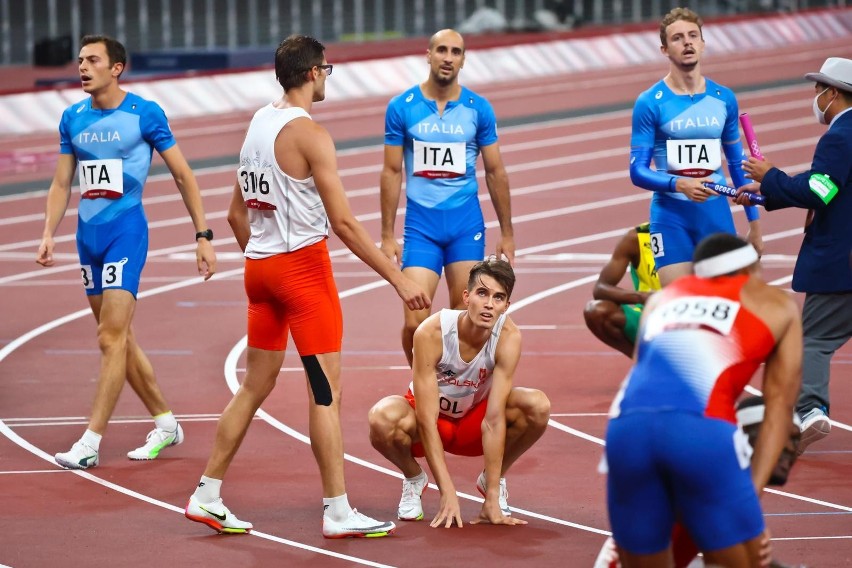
[{"x1": 1, "y1": 39, "x2": 850, "y2": 567}]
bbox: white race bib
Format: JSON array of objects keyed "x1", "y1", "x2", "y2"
[
  {"x1": 643, "y1": 295, "x2": 740, "y2": 340},
  {"x1": 238, "y1": 165, "x2": 276, "y2": 210},
  {"x1": 413, "y1": 140, "x2": 466, "y2": 179},
  {"x1": 438, "y1": 391, "x2": 476, "y2": 418},
  {"x1": 79, "y1": 159, "x2": 123, "y2": 199},
  {"x1": 80, "y1": 265, "x2": 95, "y2": 290},
  {"x1": 650, "y1": 232, "x2": 665, "y2": 258},
  {"x1": 102, "y1": 257, "x2": 127, "y2": 289},
  {"x1": 666, "y1": 138, "x2": 721, "y2": 177}
]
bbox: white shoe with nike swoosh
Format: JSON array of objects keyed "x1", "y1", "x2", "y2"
[
  {"x1": 322, "y1": 509, "x2": 396, "y2": 539},
  {"x1": 185, "y1": 495, "x2": 253, "y2": 534}
]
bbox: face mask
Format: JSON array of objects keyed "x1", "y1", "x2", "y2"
[{"x1": 812, "y1": 87, "x2": 836, "y2": 125}]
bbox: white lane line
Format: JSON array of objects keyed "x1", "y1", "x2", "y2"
[
  {"x1": 770, "y1": 535, "x2": 852, "y2": 541},
  {"x1": 0, "y1": 269, "x2": 396, "y2": 567},
  {"x1": 2, "y1": 233, "x2": 846, "y2": 550},
  {"x1": 222, "y1": 276, "x2": 612, "y2": 537},
  {"x1": 0, "y1": 469, "x2": 72, "y2": 475}
]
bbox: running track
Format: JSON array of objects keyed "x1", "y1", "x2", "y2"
[{"x1": 1, "y1": 39, "x2": 850, "y2": 567}]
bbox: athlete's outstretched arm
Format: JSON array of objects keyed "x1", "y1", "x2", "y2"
[
  {"x1": 481, "y1": 143, "x2": 515, "y2": 264},
  {"x1": 753, "y1": 295, "x2": 802, "y2": 494},
  {"x1": 37, "y1": 154, "x2": 76, "y2": 267},
  {"x1": 305, "y1": 123, "x2": 430, "y2": 311},
  {"x1": 723, "y1": 139, "x2": 763, "y2": 254},
  {"x1": 411, "y1": 317, "x2": 463, "y2": 529},
  {"x1": 473, "y1": 322, "x2": 526, "y2": 526},
  {"x1": 160, "y1": 144, "x2": 217, "y2": 280}
]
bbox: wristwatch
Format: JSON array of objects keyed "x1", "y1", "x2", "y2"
[{"x1": 195, "y1": 229, "x2": 214, "y2": 241}]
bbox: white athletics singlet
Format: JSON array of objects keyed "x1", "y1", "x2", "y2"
[
  {"x1": 237, "y1": 105, "x2": 329, "y2": 259},
  {"x1": 411, "y1": 308, "x2": 507, "y2": 419}
]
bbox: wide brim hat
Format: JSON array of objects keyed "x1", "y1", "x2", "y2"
[{"x1": 805, "y1": 57, "x2": 852, "y2": 93}]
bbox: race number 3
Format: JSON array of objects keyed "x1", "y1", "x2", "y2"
[
  {"x1": 80, "y1": 265, "x2": 95, "y2": 289},
  {"x1": 238, "y1": 165, "x2": 276, "y2": 210},
  {"x1": 650, "y1": 232, "x2": 664, "y2": 258},
  {"x1": 102, "y1": 258, "x2": 127, "y2": 289}
]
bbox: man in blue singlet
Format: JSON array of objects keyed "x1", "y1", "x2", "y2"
[
  {"x1": 380, "y1": 29, "x2": 515, "y2": 366},
  {"x1": 629, "y1": 8, "x2": 763, "y2": 286},
  {"x1": 36, "y1": 35, "x2": 217, "y2": 469}
]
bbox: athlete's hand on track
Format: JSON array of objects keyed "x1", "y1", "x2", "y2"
[
  {"x1": 196, "y1": 240, "x2": 217, "y2": 280},
  {"x1": 675, "y1": 177, "x2": 715, "y2": 202},
  {"x1": 380, "y1": 237, "x2": 402, "y2": 265},
  {"x1": 36, "y1": 237, "x2": 55, "y2": 267},
  {"x1": 469, "y1": 502, "x2": 527, "y2": 526},
  {"x1": 430, "y1": 494, "x2": 464, "y2": 529}
]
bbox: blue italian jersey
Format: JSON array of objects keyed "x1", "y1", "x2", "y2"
[
  {"x1": 59, "y1": 91, "x2": 176, "y2": 225},
  {"x1": 384, "y1": 85, "x2": 498, "y2": 210},
  {"x1": 631, "y1": 78, "x2": 741, "y2": 196}
]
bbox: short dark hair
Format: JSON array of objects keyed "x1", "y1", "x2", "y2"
[
  {"x1": 659, "y1": 7, "x2": 703, "y2": 47},
  {"x1": 693, "y1": 233, "x2": 749, "y2": 265},
  {"x1": 80, "y1": 35, "x2": 127, "y2": 73},
  {"x1": 275, "y1": 35, "x2": 325, "y2": 91},
  {"x1": 467, "y1": 257, "x2": 515, "y2": 299}
]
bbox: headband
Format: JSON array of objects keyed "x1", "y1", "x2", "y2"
[{"x1": 693, "y1": 244, "x2": 759, "y2": 278}]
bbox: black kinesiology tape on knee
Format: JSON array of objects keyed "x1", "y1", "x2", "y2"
[{"x1": 301, "y1": 354, "x2": 332, "y2": 406}]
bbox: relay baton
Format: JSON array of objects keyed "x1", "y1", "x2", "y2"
[
  {"x1": 703, "y1": 182, "x2": 765, "y2": 206},
  {"x1": 739, "y1": 112, "x2": 764, "y2": 160}
]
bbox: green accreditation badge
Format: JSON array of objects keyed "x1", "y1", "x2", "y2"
[{"x1": 808, "y1": 173, "x2": 838, "y2": 204}]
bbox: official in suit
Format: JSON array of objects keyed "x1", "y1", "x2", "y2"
[{"x1": 736, "y1": 57, "x2": 852, "y2": 454}]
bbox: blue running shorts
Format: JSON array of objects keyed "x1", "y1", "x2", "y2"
[
  {"x1": 76, "y1": 205, "x2": 149, "y2": 297},
  {"x1": 605, "y1": 411, "x2": 764, "y2": 554},
  {"x1": 401, "y1": 198, "x2": 485, "y2": 275},
  {"x1": 649, "y1": 195, "x2": 736, "y2": 269}
]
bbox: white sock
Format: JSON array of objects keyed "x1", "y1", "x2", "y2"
[
  {"x1": 81, "y1": 429, "x2": 102, "y2": 451},
  {"x1": 322, "y1": 493, "x2": 352, "y2": 522},
  {"x1": 153, "y1": 411, "x2": 178, "y2": 432},
  {"x1": 406, "y1": 471, "x2": 427, "y2": 483},
  {"x1": 193, "y1": 476, "x2": 222, "y2": 503}
]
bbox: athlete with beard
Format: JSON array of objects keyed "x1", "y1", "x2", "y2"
[
  {"x1": 380, "y1": 29, "x2": 515, "y2": 366},
  {"x1": 629, "y1": 8, "x2": 763, "y2": 286},
  {"x1": 368, "y1": 258, "x2": 550, "y2": 528}
]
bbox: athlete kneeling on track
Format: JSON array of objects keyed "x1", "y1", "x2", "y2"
[
  {"x1": 368, "y1": 258, "x2": 551, "y2": 528},
  {"x1": 584, "y1": 222, "x2": 661, "y2": 358}
]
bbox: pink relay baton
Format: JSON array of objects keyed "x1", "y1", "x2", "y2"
[
  {"x1": 703, "y1": 182, "x2": 765, "y2": 206},
  {"x1": 740, "y1": 112, "x2": 764, "y2": 160}
]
